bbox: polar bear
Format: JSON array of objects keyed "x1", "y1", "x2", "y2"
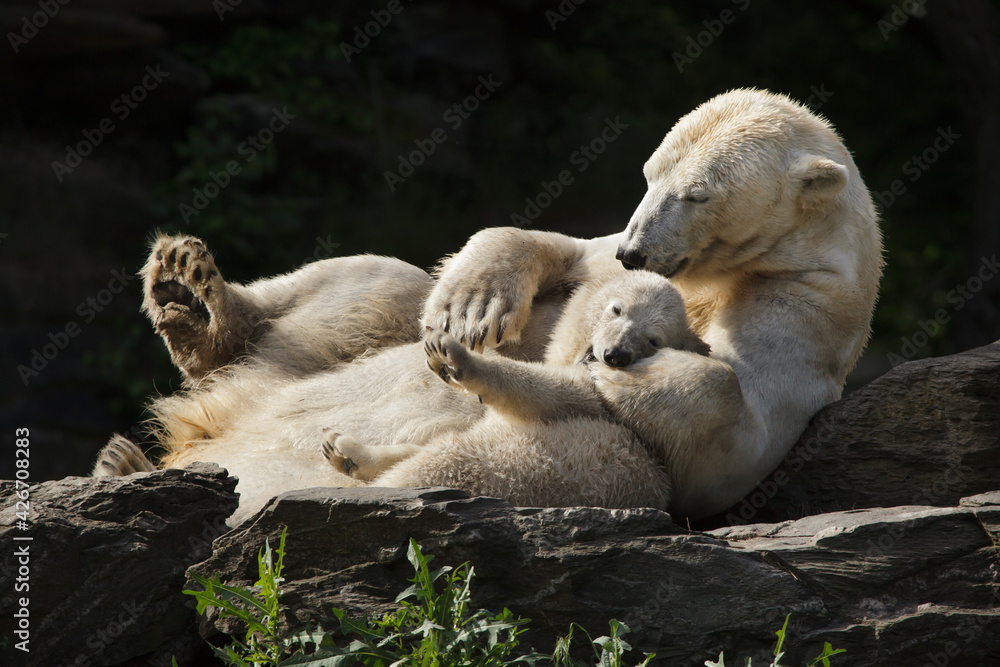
[
  {"x1": 414, "y1": 88, "x2": 882, "y2": 520},
  {"x1": 97, "y1": 88, "x2": 881, "y2": 523},
  {"x1": 321, "y1": 269, "x2": 710, "y2": 482},
  {"x1": 96, "y1": 242, "x2": 691, "y2": 521}
]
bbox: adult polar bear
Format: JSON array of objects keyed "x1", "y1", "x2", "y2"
[
  {"x1": 405, "y1": 88, "x2": 882, "y2": 518},
  {"x1": 98, "y1": 89, "x2": 881, "y2": 522}
]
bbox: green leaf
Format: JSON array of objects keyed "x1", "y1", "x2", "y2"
[
  {"x1": 704, "y1": 653, "x2": 725, "y2": 667},
  {"x1": 281, "y1": 645, "x2": 356, "y2": 667},
  {"x1": 773, "y1": 614, "x2": 790, "y2": 656},
  {"x1": 394, "y1": 583, "x2": 423, "y2": 604},
  {"x1": 806, "y1": 642, "x2": 847, "y2": 667}
]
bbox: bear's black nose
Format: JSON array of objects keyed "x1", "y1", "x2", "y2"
[
  {"x1": 618, "y1": 249, "x2": 647, "y2": 270},
  {"x1": 603, "y1": 348, "x2": 632, "y2": 368}
]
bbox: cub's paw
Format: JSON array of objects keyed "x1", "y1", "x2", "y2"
[
  {"x1": 93, "y1": 435, "x2": 157, "y2": 477},
  {"x1": 322, "y1": 429, "x2": 360, "y2": 477},
  {"x1": 144, "y1": 235, "x2": 225, "y2": 326},
  {"x1": 424, "y1": 328, "x2": 475, "y2": 386}
]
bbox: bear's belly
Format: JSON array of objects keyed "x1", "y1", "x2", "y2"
[{"x1": 260, "y1": 342, "x2": 487, "y2": 452}]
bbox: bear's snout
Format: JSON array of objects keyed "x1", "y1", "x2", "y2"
[
  {"x1": 603, "y1": 347, "x2": 633, "y2": 368},
  {"x1": 617, "y1": 247, "x2": 647, "y2": 270}
]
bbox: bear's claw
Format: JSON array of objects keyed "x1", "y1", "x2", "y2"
[
  {"x1": 146, "y1": 236, "x2": 223, "y2": 324},
  {"x1": 322, "y1": 429, "x2": 359, "y2": 476},
  {"x1": 93, "y1": 435, "x2": 157, "y2": 476},
  {"x1": 424, "y1": 329, "x2": 472, "y2": 386}
]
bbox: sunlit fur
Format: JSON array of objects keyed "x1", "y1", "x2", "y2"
[
  {"x1": 420, "y1": 88, "x2": 882, "y2": 521},
  {"x1": 98, "y1": 89, "x2": 882, "y2": 525}
]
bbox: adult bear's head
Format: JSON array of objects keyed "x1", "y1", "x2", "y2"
[{"x1": 617, "y1": 88, "x2": 871, "y2": 281}]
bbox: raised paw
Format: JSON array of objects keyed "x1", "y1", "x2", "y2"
[
  {"x1": 322, "y1": 429, "x2": 359, "y2": 477},
  {"x1": 92, "y1": 435, "x2": 157, "y2": 477},
  {"x1": 144, "y1": 235, "x2": 224, "y2": 324},
  {"x1": 140, "y1": 235, "x2": 253, "y2": 381},
  {"x1": 423, "y1": 328, "x2": 475, "y2": 386}
]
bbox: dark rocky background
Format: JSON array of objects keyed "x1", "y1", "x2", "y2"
[{"x1": 1, "y1": 0, "x2": 998, "y2": 483}]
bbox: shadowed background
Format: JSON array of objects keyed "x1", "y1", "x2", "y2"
[{"x1": 1, "y1": 0, "x2": 997, "y2": 482}]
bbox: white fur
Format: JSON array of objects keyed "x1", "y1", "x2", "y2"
[
  {"x1": 102, "y1": 89, "x2": 881, "y2": 525},
  {"x1": 419, "y1": 89, "x2": 882, "y2": 520}
]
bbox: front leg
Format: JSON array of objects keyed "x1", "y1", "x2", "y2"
[
  {"x1": 424, "y1": 329, "x2": 605, "y2": 423},
  {"x1": 422, "y1": 228, "x2": 584, "y2": 351}
]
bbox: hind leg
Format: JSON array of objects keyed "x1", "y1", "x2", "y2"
[
  {"x1": 142, "y1": 235, "x2": 263, "y2": 383},
  {"x1": 93, "y1": 435, "x2": 158, "y2": 476},
  {"x1": 321, "y1": 430, "x2": 422, "y2": 482},
  {"x1": 143, "y1": 235, "x2": 434, "y2": 382}
]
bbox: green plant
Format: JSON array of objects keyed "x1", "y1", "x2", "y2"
[
  {"x1": 552, "y1": 619, "x2": 653, "y2": 667},
  {"x1": 184, "y1": 526, "x2": 290, "y2": 666},
  {"x1": 189, "y1": 531, "x2": 842, "y2": 667},
  {"x1": 310, "y1": 539, "x2": 539, "y2": 667},
  {"x1": 705, "y1": 614, "x2": 846, "y2": 667},
  {"x1": 184, "y1": 532, "x2": 659, "y2": 667}
]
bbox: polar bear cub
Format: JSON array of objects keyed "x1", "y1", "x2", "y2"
[{"x1": 323, "y1": 269, "x2": 709, "y2": 482}]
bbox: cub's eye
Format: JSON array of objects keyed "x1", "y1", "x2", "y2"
[
  {"x1": 612, "y1": 305, "x2": 622, "y2": 316},
  {"x1": 683, "y1": 192, "x2": 709, "y2": 204},
  {"x1": 649, "y1": 338, "x2": 661, "y2": 348}
]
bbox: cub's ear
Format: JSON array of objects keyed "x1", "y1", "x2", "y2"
[
  {"x1": 681, "y1": 332, "x2": 711, "y2": 357},
  {"x1": 790, "y1": 154, "x2": 848, "y2": 203}
]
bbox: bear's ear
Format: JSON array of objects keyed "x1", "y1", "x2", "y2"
[{"x1": 790, "y1": 154, "x2": 848, "y2": 203}]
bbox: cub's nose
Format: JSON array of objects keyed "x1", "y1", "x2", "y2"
[
  {"x1": 603, "y1": 347, "x2": 632, "y2": 368},
  {"x1": 616, "y1": 247, "x2": 647, "y2": 270}
]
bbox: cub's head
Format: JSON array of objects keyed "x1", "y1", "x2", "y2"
[
  {"x1": 617, "y1": 88, "x2": 859, "y2": 279},
  {"x1": 583, "y1": 271, "x2": 709, "y2": 368}
]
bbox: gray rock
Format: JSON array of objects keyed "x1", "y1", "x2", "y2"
[
  {"x1": 0, "y1": 463, "x2": 238, "y2": 667},
  {"x1": 720, "y1": 342, "x2": 1000, "y2": 526},
  {"x1": 191, "y1": 486, "x2": 1000, "y2": 667}
]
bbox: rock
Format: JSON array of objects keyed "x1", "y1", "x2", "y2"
[
  {"x1": 0, "y1": 463, "x2": 238, "y2": 667},
  {"x1": 718, "y1": 342, "x2": 1000, "y2": 526},
  {"x1": 190, "y1": 486, "x2": 1000, "y2": 667}
]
